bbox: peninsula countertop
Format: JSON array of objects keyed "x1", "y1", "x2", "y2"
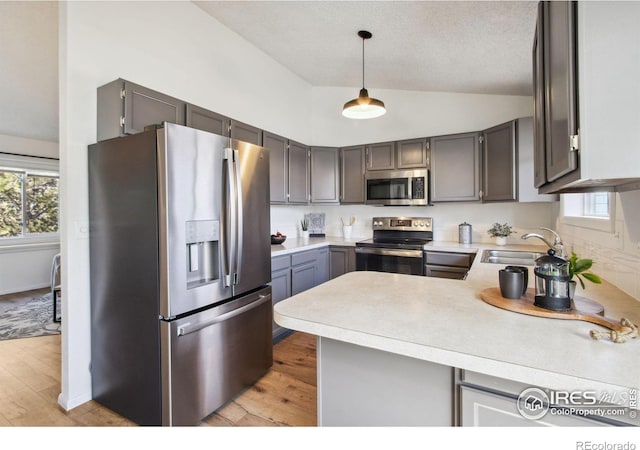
[{"x1": 274, "y1": 242, "x2": 640, "y2": 400}]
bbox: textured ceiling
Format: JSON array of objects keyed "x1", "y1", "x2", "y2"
[{"x1": 195, "y1": 1, "x2": 539, "y2": 96}]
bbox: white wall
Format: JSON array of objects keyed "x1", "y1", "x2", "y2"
[
  {"x1": 59, "y1": 1, "x2": 312, "y2": 410},
  {"x1": 311, "y1": 87, "x2": 534, "y2": 146},
  {"x1": 555, "y1": 191, "x2": 640, "y2": 300}
]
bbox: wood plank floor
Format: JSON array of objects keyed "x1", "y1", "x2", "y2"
[{"x1": 0, "y1": 290, "x2": 317, "y2": 426}]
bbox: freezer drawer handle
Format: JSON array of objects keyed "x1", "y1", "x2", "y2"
[{"x1": 176, "y1": 293, "x2": 271, "y2": 336}]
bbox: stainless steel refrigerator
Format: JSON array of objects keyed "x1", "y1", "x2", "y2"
[{"x1": 88, "y1": 122, "x2": 272, "y2": 426}]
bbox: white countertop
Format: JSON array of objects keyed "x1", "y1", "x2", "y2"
[
  {"x1": 274, "y1": 241, "x2": 640, "y2": 402},
  {"x1": 270, "y1": 236, "x2": 358, "y2": 256}
]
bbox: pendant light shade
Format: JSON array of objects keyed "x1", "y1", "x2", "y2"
[{"x1": 342, "y1": 30, "x2": 386, "y2": 119}]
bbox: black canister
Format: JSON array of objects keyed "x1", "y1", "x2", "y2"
[{"x1": 459, "y1": 222, "x2": 472, "y2": 244}]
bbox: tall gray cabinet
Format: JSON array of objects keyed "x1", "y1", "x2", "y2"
[
  {"x1": 340, "y1": 145, "x2": 366, "y2": 203},
  {"x1": 310, "y1": 147, "x2": 340, "y2": 204},
  {"x1": 429, "y1": 132, "x2": 481, "y2": 202},
  {"x1": 265, "y1": 132, "x2": 309, "y2": 205},
  {"x1": 481, "y1": 121, "x2": 516, "y2": 202}
]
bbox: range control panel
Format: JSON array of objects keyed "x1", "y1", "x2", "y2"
[{"x1": 371, "y1": 217, "x2": 433, "y2": 232}]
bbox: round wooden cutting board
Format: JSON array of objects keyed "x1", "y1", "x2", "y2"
[{"x1": 479, "y1": 287, "x2": 629, "y2": 332}]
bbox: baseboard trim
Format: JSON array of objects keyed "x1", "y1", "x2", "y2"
[
  {"x1": 58, "y1": 390, "x2": 92, "y2": 411},
  {"x1": 0, "y1": 283, "x2": 50, "y2": 296}
]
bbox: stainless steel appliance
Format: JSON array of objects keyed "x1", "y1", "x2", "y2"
[
  {"x1": 88, "y1": 122, "x2": 272, "y2": 426},
  {"x1": 365, "y1": 169, "x2": 428, "y2": 206},
  {"x1": 356, "y1": 217, "x2": 433, "y2": 275}
]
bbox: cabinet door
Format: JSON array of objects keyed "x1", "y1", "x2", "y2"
[
  {"x1": 230, "y1": 120, "x2": 262, "y2": 146},
  {"x1": 482, "y1": 121, "x2": 516, "y2": 202},
  {"x1": 532, "y1": 4, "x2": 547, "y2": 188},
  {"x1": 429, "y1": 132, "x2": 481, "y2": 202},
  {"x1": 270, "y1": 267, "x2": 291, "y2": 340},
  {"x1": 330, "y1": 247, "x2": 356, "y2": 279},
  {"x1": 460, "y1": 386, "x2": 606, "y2": 427},
  {"x1": 185, "y1": 104, "x2": 229, "y2": 136},
  {"x1": 310, "y1": 147, "x2": 339, "y2": 204},
  {"x1": 543, "y1": 1, "x2": 579, "y2": 182},
  {"x1": 397, "y1": 138, "x2": 428, "y2": 169},
  {"x1": 366, "y1": 142, "x2": 395, "y2": 171},
  {"x1": 316, "y1": 248, "x2": 329, "y2": 285},
  {"x1": 123, "y1": 81, "x2": 186, "y2": 136},
  {"x1": 340, "y1": 146, "x2": 365, "y2": 203},
  {"x1": 291, "y1": 261, "x2": 316, "y2": 295},
  {"x1": 288, "y1": 141, "x2": 310, "y2": 204},
  {"x1": 264, "y1": 132, "x2": 288, "y2": 204}
]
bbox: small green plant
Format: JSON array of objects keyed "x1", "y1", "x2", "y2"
[
  {"x1": 487, "y1": 222, "x2": 514, "y2": 238},
  {"x1": 300, "y1": 218, "x2": 309, "y2": 231},
  {"x1": 568, "y1": 252, "x2": 602, "y2": 289}
]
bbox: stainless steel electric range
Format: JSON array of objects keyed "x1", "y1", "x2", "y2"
[{"x1": 355, "y1": 217, "x2": 433, "y2": 276}]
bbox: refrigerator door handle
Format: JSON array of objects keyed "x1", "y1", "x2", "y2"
[
  {"x1": 232, "y1": 149, "x2": 243, "y2": 286},
  {"x1": 176, "y1": 293, "x2": 271, "y2": 336},
  {"x1": 222, "y1": 148, "x2": 235, "y2": 287}
]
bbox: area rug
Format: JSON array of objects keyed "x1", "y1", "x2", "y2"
[{"x1": 0, "y1": 293, "x2": 61, "y2": 340}]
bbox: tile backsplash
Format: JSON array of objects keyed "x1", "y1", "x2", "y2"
[{"x1": 555, "y1": 190, "x2": 640, "y2": 301}]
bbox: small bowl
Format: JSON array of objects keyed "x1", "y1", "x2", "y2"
[{"x1": 271, "y1": 235, "x2": 286, "y2": 245}]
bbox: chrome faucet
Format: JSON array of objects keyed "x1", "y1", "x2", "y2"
[{"x1": 521, "y1": 227, "x2": 567, "y2": 258}]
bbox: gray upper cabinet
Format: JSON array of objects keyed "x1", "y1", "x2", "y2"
[
  {"x1": 264, "y1": 131, "x2": 289, "y2": 204},
  {"x1": 532, "y1": 5, "x2": 547, "y2": 189},
  {"x1": 397, "y1": 138, "x2": 428, "y2": 169},
  {"x1": 230, "y1": 119, "x2": 263, "y2": 146},
  {"x1": 340, "y1": 145, "x2": 366, "y2": 204},
  {"x1": 542, "y1": 0, "x2": 578, "y2": 184},
  {"x1": 97, "y1": 79, "x2": 186, "y2": 141},
  {"x1": 288, "y1": 140, "x2": 310, "y2": 204},
  {"x1": 430, "y1": 132, "x2": 481, "y2": 202},
  {"x1": 481, "y1": 121, "x2": 516, "y2": 202},
  {"x1": 310, "y1": 147, "x2": 340, "y2": 204},
  {"x1": 185, "y1": 104, "x2": 230, "y2": 136},
  {"x1": 366, "y1": 141, "x2": 396, "y2": 171}
]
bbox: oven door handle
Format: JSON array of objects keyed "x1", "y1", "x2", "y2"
[{"x1": 355, "y1": 247, "x2": 423, "y2": 258}]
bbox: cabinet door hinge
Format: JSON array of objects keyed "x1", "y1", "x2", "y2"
[
  {"x1": 120, "y1": 116, "x2": 125, "y2": 127},
  {"x1": 120, "y1": 88, "x2": 126, "y2": 99},
  {"x1": 479, "y1": 135, "x2": 485, "y2": 144},
  {"x1": 479, "y1": 190, "x2": 484, "y2": 199},
  {"x1": 570, "y1": 133, "x2": 580, "y2": 152},
  {"x1": 426, "y1": 141, "x2": 430, "y2": 150}
]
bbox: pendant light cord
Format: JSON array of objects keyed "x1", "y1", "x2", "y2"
[{"x1": 361, "y1": 36, "x2": 365, "y2": 89}]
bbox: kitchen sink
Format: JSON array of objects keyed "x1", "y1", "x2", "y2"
[{"x1": 479, "y1": 249, "x2": 545, "y2": 266}]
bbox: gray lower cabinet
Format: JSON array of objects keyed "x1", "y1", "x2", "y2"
[
  {"x1": 185, "y1": 104, "x2": 230, "y2": 136},
  {"x1": 459, "y1": 386, "x2": 606, "y2": 427},
  {"x1": 310, "y1": 147, "x2": 339, "y2": 204},
  {"x1": 429, "y1": 132, "x2": 481, "y2": 202},
  {"x1": 270, "y1": 255, "x2": 292, "y2": 341},
  {"x1": 329, "y1": 246, "x2": 356, "y2": 279},
  {"x1": 270, "y1": 248, "x2": 330, "y2": 340},
  {"x1": 481, "y1": 120, "x2": 517, "y2": 202},
  {"x1": 97, "y1": 78, "x2": 186, "y2": 141},
  {"x1": 339, "y1": 145, "x2": 365, "y2": 203},
  {"x1": 230, "y1": 119, "x2": 262, "y2": 146}
]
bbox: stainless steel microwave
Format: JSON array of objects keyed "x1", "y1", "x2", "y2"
[{"x1": 365, "y1": 169, "x2": 428, "y2": 206}]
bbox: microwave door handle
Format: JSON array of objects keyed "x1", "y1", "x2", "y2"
[{"x1": 232, "y1": 149, "x2": 243, "y2": 286}]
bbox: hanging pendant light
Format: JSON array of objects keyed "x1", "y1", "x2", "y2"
[{"x1": 342, "y1": 30, "x2": 386, "y2": 119}]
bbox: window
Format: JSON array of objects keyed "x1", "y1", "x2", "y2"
[
  {"x1": 561, "y1": 192, "x2": 615, "y2": 232},
  {"x1": 0, "y1": 153, "x2": 59, "y2": 242}
]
